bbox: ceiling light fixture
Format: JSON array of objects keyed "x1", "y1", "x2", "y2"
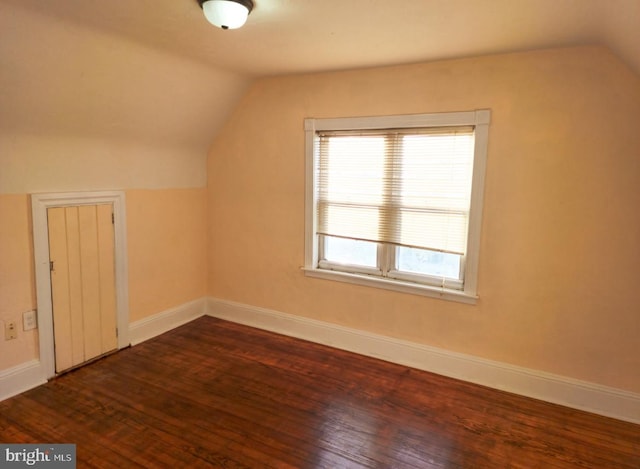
[{"x1": 197, "y1": 0, "x2": 254, "y2": 30}]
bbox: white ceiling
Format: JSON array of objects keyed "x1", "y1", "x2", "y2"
[
  {"x1": 1, "y1": 0, "x2": 638, "y2": 165},
  {"x1": 5, "y1": 0, "x2": 640, "y2": 77}
]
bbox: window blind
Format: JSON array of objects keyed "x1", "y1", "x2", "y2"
[{"x1": 316, "y1": 126, "x2": 475, "y2": 255}]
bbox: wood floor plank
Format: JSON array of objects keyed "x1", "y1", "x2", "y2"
[{"x1": 1, "y1": 316, "x2": 638, "y2": 468}]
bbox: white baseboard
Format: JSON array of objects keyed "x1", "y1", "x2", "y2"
[
  {"x1": 0, "y1": 359, "x2": 46, "y2": 401},
  {"x1": 206, "y1": 297, "x2": 640, "y2": 425},
  {"x1": 1, "y1": 299, "x2": 207, "y2": 402},
  {"x1": 4, "y1": 297, "x2": 638, "y2": 425},
  {"x1": 129, "y1": 298, "x2": 206, "y2": 346}
]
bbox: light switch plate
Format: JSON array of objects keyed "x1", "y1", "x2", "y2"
[{"x1": 23, "y1": 310, "x2": 37, "y2": 331}]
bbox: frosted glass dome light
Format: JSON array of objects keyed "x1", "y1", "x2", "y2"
[{"x1": 199, "y1": 0, "x2": 254, "y2": 30}]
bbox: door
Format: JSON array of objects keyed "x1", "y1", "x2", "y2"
[{"x1": 47, "y1": 204, "x2": 118, "y2": 373}]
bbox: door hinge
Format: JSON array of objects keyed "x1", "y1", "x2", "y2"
[
  {"x1": 115, "y1": 327, "x2": 118, "y2": 338},
  {"x1": 50, "y1": 260, "x2": 54, "y2": 272},
  {"x1": 112, "y1": 213, "x2": 115, "y2": 224}
]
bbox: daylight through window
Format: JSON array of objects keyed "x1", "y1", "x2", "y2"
[{"x1": 304, "y1": 110, "x2": 490, "y2": 303}]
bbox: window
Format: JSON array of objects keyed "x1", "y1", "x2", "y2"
[{"x1": 304, "y1": 110, "x2": 490, "y2": 303}]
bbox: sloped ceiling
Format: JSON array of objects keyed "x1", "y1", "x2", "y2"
[{"x1": 1, "y1": 0, "x2": 639, "y2": 158}]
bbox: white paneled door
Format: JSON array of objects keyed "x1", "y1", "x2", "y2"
[{"x1": 47, "y1": 204, "x2": 118, "y2": 373}]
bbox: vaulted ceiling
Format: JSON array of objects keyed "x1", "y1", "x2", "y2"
[{"x1": 1, "y1": 0, "x2": 639, "y2": 157}]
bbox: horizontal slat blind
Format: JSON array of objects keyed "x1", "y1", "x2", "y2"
[{"x1": 317, "y1": 126, "x2": 475, "y2": 254}]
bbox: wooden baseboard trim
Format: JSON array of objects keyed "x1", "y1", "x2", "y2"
[
  {"x1": 129, "y1": 298, "x2": 206, "y2": 346},
  {"x1": 0, "y1": 359, "x2": 46, "y2": 402},
  {"x1": 206, "y1": 297, "x2": 640, "y2": 424}
]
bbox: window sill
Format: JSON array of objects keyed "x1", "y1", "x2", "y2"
[{"x1": 302, "y1": 267, "x2": 478, "y2": 305}]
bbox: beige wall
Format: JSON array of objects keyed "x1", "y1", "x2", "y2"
[
  {"x1": 207, "y1": 46, "x2": 640, "y2": 393},
  {"x1": 2, "y1": 39, "x2": 638, "y2": 397},
  {"x1": 0, "y1": 1, "x2": 224, "y2": 373},
  {"x1": 0, "y1": 138, "x2": 208, "y2": 195},
  {"x1": 0, "y1": 195, "x2": 39, "y2": 369},
  {"x1": 0, "y1": 188, "x2": 207, "y2": 371},
  {"x1": 127, "y1": 189, "x2": 207, "y2": 322}
]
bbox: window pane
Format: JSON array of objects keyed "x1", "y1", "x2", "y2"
[
  {"x1": 400, "y1": 133, "x2": 474, "y2": 210},
  {"x1": 325, "y1": 136, "x2": 385, "y2": 205},
  {"x1": 397, "y1": 246, "x2": 461, "y2": 279},
  {"x1": 324, "y1": 236, "x2": 377, "y2": 267}
]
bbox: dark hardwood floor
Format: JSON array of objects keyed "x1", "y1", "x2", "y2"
[{"x1": 1, "y1": 316, "x2": 638, "y2": 468}]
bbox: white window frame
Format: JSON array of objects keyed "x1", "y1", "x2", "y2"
[{"x1": 304, "y1": 110, "x2": 490, "y2": 304}]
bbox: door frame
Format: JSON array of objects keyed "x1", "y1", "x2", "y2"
[{"x1": 31, "y1": 191, "x2": 130, "y2": 379}]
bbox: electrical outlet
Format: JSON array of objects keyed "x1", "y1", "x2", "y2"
[
  {"x1": 5, "y1": 321, "x2": 18, "y2": 340},
  {"x1": 23, "y1": 310, "x2": 37, "y2": 331}
]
